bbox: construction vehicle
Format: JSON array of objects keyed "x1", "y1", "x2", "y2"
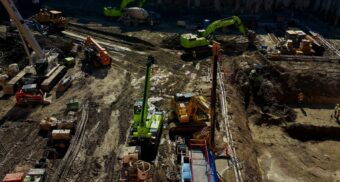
[
  {"x1": 84, "y1": 36, "x2": 111, "y2": 66},
  {"x1": 189, "y1": 140, "x2": 217, "y2": 182},
  {"x1": 177, "y1": 139, "x2": 218, "y2": 182},
  {"x1": 3, "y1": 170, "x2": 46, "y2": 182},
  {"x1": 23, "y1": 169, "x2": 46, "y2": 182},
  {"x1": 39, "y1": 116, "x2": 76, "y2": 134},
  {"x1": 128, "y1": 56, "x2": 164, "y2": 146},
  {"x1": 3, "y1": 172, "x2": 26, "y2": 182},
  {"x1": 1, "y1": 0, "x2": 58, "y2": 73},
  {"x1": 119, "y1": 7, "x2": 161, "y2": 26},
  {"x1": 103, "y1": 0, "x2": 146, "y2": 17},
  {"x1": 50, "y1": 129, "x2": 72, "y2": 149},
  {"x1": 180, "y1": 16, "x2": 255, "y2": 55},
  {"x1": 30, "y1": 9, "x2": 68, "y2": 30},
  {"x1": 15, "y1": 84, "x2": 49, "y2": 105},
  {"x1": 169, "y1": 93, "x2": 210, "y2": 139}
]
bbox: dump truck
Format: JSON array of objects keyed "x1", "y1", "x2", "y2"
[{"x1": 169, "y1": 93, "x2": 210, "y2": 139}]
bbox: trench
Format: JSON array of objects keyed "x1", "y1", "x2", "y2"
[{"x1": 285, "y1": 123, "x2": 340, "y2": 141}]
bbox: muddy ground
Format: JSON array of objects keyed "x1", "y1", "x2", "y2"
[{"x1": 0, "y1": 6, "x2": 340, "y2": 182}]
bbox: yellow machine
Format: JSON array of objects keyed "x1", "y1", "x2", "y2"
[
  {"x1": 169, "y1": 93, "x2": 210, "y2": 139},
  {"x1": 31, "y1": 9, "x2": 68, "y2": 30}
]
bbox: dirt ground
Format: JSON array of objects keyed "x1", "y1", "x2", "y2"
[
  {"x1": 0, "y1": 6, "x2": 340, "y2": 182},
  {"x1": 0, "y1": 21, "x2": 221, "y2": 181},
  {"x1": 250, "y1": 108, "x2": 340, "y2": 182},
  {"x1": 226, "y1": 48, "x2": 340, "y2": 182}
]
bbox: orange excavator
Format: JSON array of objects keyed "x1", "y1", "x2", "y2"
[{"x1": 84, "y1": 36, "x2": 111, "y2": 66}]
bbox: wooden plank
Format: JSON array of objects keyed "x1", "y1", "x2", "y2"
[
  {"x1": 41, "y1": 66, "x2": 67, "y2": 92},
  {"x1": 3, "y1": 68, "x2": 27, "y2": 95}
]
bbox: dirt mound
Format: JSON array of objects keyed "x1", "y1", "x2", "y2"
[{"x1": 161, "y1": 34, "x2": 180, "y2": 49}]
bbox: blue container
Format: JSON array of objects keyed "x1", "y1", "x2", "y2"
[{"x1": 261, "y1": 45, "x2": 268, "y2": 50}]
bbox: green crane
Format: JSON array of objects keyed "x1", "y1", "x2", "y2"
[
  {"x1": 104, "y1": 0, "x2": 146, "y2": 17},
  {"x1": 129, "y1": 56, "x2": 163, "y2": 145},
  {"x1": 180, "y1": 16, "x2": 255, "y2": 49}
]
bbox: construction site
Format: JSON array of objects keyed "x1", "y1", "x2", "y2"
[{"x1": 0, "y1": 0, "x2": 339, "y2": 181}]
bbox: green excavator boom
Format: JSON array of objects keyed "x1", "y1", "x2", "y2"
[
  {"x1": 129, "y1": 56, "x2": 163, "y2": 144},
  {"x1": 104, "y1": 0, "x2": 147, "y2": 17},
  {"x1": 180, "y1": 16, "x2": 252, "y2": 49}
]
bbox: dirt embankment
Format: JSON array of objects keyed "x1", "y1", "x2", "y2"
[
  {"x1": 222, "y1": 57, "x2": 262, "y2": 182},
  {"x1": 226, "y1": 51, "x2": 340, "y2": 181},
  {"x1": 230, "y1": 52, "x2": 340, "y2": 124}
]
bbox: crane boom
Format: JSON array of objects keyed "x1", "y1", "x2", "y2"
[
  {"x1": 140, "y1": 55, "x2": 154, "y2": 128},
  {"x1": 0, "y1": 0, "x2": 44, "y2": 62}
]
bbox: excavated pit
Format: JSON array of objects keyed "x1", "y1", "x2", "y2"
[
  {"x1": 231, "y1": 52, "x2": 340, "y2": 125},
  {"x1": 285, "y1": 123, "x2": 340, "y2": 141}
]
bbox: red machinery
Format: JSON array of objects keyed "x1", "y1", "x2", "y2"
[
  {"x1": 84, "y1": 36, "x2": 111, "y2": 66},
  {"x1": 15, "y1": 84, "x2": 48, "y2": 105}
]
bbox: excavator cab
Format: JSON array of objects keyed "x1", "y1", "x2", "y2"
[
  {"x1": 49, "y1": 10, "x2": 62, "y2": 19},
  {"x1": 133, "y1": 99, "x2": 143, "y2": 122}
]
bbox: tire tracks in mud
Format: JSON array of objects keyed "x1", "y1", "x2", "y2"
[
  {"x1": 0, "y1": 123, "x2": 43, "y2": 178},
  {"x1": 51, "y1": 102, "x2": 89, "y2": 182}
]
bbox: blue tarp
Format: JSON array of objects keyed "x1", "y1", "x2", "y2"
[
  {"x1": 208, "y1": 149, "x2": 219, "y2": 182},
  {"x1": 181, "y1": 163, "x2": 192, "y2": 180}
]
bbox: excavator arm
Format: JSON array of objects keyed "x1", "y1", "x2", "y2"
[
  {"x1": 84, "y1": 36, "x2": 111, "y2": 66},
  {"x1": 119, "y1": 0, "x2": 135, "y2": 10},
  {"x1": 180, "y1": 16, "x2": 255, "y2": 49},
  {"x1": 104, "y1": 0, "x2": 134, "y2": 17},
  {"x1": 188, "y1": 96, "x2": 210, "y2": 122},
  {"x1": 104, "y1": 0, "x2": 146, "y2": 17},
  {"x1": 200, "y1": 16, "x2": 247, "y2": 37}
]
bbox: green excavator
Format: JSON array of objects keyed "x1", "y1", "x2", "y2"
[
  {"x1": 180, "y1": 16, "x2": 256, "y2": 49},
  {"x1": 104, "y1": 0, "x2": 146, "y2": 17},
  {"x1": 128, "y1": 56, "x2": 164, "y2": 146}
]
